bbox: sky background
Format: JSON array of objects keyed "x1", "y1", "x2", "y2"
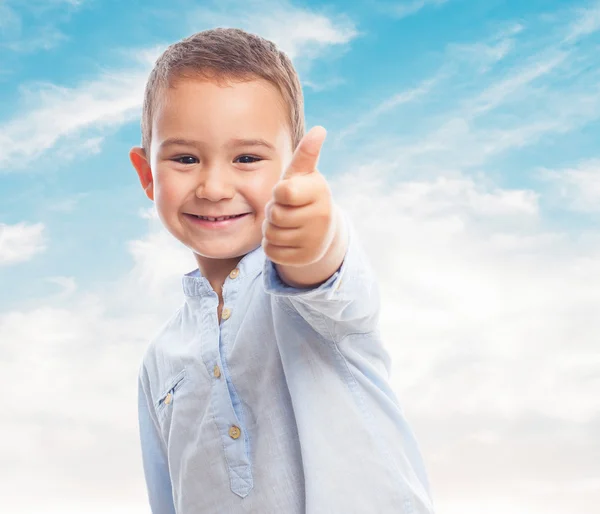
[{"x1": 1, "y1": 0, "x2": 599, "y2": 512}]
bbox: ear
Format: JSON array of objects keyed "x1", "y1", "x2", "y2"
[{"x1": 129, "y1": 147, "x2": 154, "y2": 201}]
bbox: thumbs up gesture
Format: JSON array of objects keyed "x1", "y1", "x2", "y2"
[{"x1": 262, "y1": 126, "x2": 339, "y2": 272}]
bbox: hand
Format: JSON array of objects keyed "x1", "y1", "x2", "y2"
[{"x1": 262, "y1": 126, "x2": 336, "y2": 267}]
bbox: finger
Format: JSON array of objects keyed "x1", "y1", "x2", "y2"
[
  {"x1": 261, "y1": 241, "x2": 309, "y2": 267},
  {"x1": 272, "y1": 172, "x2": 326, "y2": 207},
  {"x1": 282, "y1": 126, "x2": 327, "y2": 179},
  {"x1": 262, "y1": 219, "x2": 302, "y2": 247},
  {"x1": 265, "y1": 201, "x2": 305, "y2": 228}
]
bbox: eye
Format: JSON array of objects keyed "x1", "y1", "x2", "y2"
[
  {"x1": 235, "y1": 155, "x2": 262, "y2": 164},
  {"x1": 172, "y1": 156, "x2": 198, "y2": 165}
]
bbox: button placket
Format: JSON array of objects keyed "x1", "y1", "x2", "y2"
[{"x1": 212, "y1": 269, "x2": 253, "y2": 497}]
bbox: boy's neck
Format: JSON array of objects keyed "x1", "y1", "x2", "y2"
[{"x1": 195, "y1": 253, "x2": 245, "y2": 301}]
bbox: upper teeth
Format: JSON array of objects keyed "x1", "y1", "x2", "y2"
[{"x1": 197, "y1": 214, "x2": 239, "y2": 221}]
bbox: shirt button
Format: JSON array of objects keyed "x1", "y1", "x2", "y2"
[
  {"x1": 229, "y1": 268, "x2": 240, "y2": 279},
  {"x1": 221, "y1": 307, "x2": 231, "y2": 320},
  {"x1": 229, "y1": 425, "x2": 241, "y2": 439},
  {"x1": 164, "y1": 392, "x2": 173, "y2": 405},
  {"x1": 213, "y1": 364, "x2": 221, "y2": 378}
]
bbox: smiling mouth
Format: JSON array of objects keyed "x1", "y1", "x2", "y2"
[{"x1": 188, "y1": 213, "x2": 249, "y2": 222}]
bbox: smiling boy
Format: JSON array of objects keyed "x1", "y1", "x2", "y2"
[{"x1": 131, "y1": 28, "x2": 434, "y2": 513}]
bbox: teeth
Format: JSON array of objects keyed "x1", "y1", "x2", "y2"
[{"x1": 196, "y1": 214, "x2": 240, "y2": 221}]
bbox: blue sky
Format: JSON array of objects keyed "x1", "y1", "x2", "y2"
[
  {"x1": 2, "y1": 0, "x2": 599, "y2": 305},
  {"x1": 2, "y1": 1, "x2": 600, "y2": 513}
]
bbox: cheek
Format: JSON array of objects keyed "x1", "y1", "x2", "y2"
[
  {"x1": 242, "y1": 172, "x2": 279, "y2": 217},
  {"x1": 154, "y1": 171, "x2": 186, "y2": 210}
]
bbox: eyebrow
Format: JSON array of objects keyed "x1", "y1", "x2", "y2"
[{"x1": 159, "y1": 137, "x2": 276, "y2": 151}]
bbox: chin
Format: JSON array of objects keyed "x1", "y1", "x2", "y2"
[{"x1": 189, "y1": 239, "x2": 259, "y2": 261}]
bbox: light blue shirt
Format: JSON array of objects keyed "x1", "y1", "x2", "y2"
[{"x1": 137, "y1": 211, "x2": 434, "y2": 513}]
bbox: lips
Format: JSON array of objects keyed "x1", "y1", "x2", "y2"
[
  {"x1": 185, "y1": 212, "x2": 250, "y2": 222},
  {"x1": 193, "y1": 214, "x2": 246, "y2": 222},
  {"x1": 183, "y1": 211, "x2": 250, "y2": 230}
]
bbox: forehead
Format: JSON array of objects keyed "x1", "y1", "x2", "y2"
[{"x1": 152, "y1": 77, "x2": 291, "y2": 148}]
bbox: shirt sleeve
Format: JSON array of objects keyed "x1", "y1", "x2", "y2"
[
  {"x1": 263, "y1": 207, "x2": 380, "y2": 343},
  {"x1": 138, "y1": 364, "x2": 177, "y2": 514}
]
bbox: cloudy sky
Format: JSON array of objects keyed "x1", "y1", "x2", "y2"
[{"x1": 1, "y1": 0, "x2": 599, "y2": 512}]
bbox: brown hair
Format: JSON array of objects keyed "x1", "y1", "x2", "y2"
[{"x1": 140, "y1": 27, "x2": 305, "y2": 153}]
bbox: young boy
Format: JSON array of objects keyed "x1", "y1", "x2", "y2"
[{"x1": 131, "y1": 28, "x2": 434, "y2": 513}]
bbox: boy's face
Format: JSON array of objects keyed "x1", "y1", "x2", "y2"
[{"x1": 130, "y1": 77, "x2": 294, "y2": 267}]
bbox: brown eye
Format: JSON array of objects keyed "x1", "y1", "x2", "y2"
[
  {"x1": 173, "y1": 156, "x2": 198, "y2": 165},
  {"x1": 235, "y1": 155, "x2": 261, "y2": 164}
]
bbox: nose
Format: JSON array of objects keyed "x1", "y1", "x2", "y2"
[{"x1": 195, "y1": 165, "x2": 235, "y2": 202}]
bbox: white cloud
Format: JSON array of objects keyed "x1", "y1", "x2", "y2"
[
  {"x1": 53, "y1": 135, "x2": 105, "y2": 162},
  {"x1": 565, "y1": 1, "x2": 600, "y2": 42},
  {"x1": 0, "y1": 211, "x2": 194, "y2": 513},
  {"x1": 0, "y1": 0, "x2": 84, "y2": 54},
  {"x1": 447, "y1": 37, "x2": 515, "y2": 74},
  {"x1": 347, "y1": 44, "x2": 600, "y2": 177},
  {"x1": 332, "y1": 25, "x2": 587, "y2": 168},
  {"x1": 45, "y1": 276, "x2": 78, "y2": 298},
  {"x1": 301, "y1": 76, "x2": 347, "y2": 92},
  {"x1": 0, "y1": 222, "x2": 46, "y2": 265},
  {"x1": 537, "y1": 159, "x2": 600, "y2": 212},
  {"x1": 3, "y1": 1, "x2": 600, "y2": 513},
  {"x1": 321, "y1": 8, "x2": 600, "y2": 510},
  {"x1": 333, "y1": 169, "x2": 599, "y2": 420},
  {"x1": 190, "y1": 0, "x2": 360, "y2": 62},
  {"x1": 3, "y1": 156, "x2": 599, "y2": 512},
  {"x1": 1, "y1": 26, "x2": 68, "y2": 53},
  {"x1": 331, "y1": 168, "x2": 600, "y2": 512},
  {"x1": 386, "y1": 0, "x2": 449, "y2": 19},
  {"x1": 0, "y1": 2, "x2": 22, "y2": 38},
  {"x1": 47, "y1": 192, "x2": 90, "y2": 213},
  {"x1": 0, "y1": 69, "x2": 149, "y2": 171},
  {"x1": 0, "y1": 299, "x2": 148, "y2": 510},
  {"x1": 0, "y1": 1, "x2": 358, "y2": 171},
  {"x1": 335, "y1": 75, "x2": 440, "y2": 143},
  {"x1": 467, "y1": 52, "x2": 568, "y2": 115}
]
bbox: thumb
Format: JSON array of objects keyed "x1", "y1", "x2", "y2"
[{"x1": 282, "y1": 126, "x2": 327, "y2": 179}]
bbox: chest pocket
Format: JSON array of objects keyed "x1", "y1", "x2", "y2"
[{"x1": 155, "y1": 369, "x2": 187, "y2": 429}]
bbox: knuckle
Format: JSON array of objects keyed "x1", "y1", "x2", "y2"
[
  {"x1": 261, "y1": 238, "x2": 270, "y2": 253},
  {"x1": 280, "y1": 182, "x2": 296, "y2": 204},
  {"x1": 264, "y1": 224, "x2": 276, "y2": 242},
  {"x1": 274, "y1": 182, "x2": 287, "y2": 202},
  {"x1": 270, "y1": 205, "x2": 283, "y2": 225}
]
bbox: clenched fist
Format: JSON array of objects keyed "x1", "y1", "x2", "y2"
[{"x1": 261, "y1": 126, "x2": 337, "y2": 268}]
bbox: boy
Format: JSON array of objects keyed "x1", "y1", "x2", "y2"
[{"x1": 131, "y1": 28, "x2": 434, "y2": 513}]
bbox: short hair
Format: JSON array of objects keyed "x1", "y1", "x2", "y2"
[{"x1": 140, "y1": 27, "x2": 305, "y2": 153}]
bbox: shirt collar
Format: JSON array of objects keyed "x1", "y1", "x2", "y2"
[{"x1": 181, "y1": 243, "x2": 266, "y2": 298}]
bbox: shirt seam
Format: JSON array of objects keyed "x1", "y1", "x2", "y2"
[
  {"x1": 332, "y1": 331, "x2": 415, "y2": 513},
  {"x1": 272, "y1": 299, "x2": 415, "y2": 509},
  {"x1": 140, "y1": 364, "x2": 170, "y2": 456}
]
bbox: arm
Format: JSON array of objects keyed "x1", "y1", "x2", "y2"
[
  {"x1": 261, "y1": 127, "x2": 380, "y2": 342},
  {"x1": 264, "y1": 207, "x2": 380, "y2": 342},
  {"x1": 138, "y1": 365, "x2": 176, "y2": 514}
]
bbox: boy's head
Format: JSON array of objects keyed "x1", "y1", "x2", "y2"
[{"x1": 130, "y1": 28, "x2": 305, "y2": 270}]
